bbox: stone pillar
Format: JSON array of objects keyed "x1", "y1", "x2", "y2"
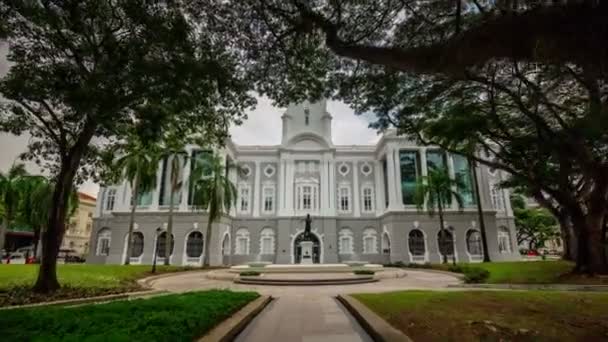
[
  {"x1": 320, "y1": 156, "x2": 329, "y2": 215},
  {"x1": 253, "y1": 161, "x2": 261, "y2": 217},
  {"x1": 393, "y1": 148, "x2": 403, "y2": 209},
  {"x1": 353, "y1": 160, "x2": 360, "y2": 217},
  {"x1": 374, "y1": 161, "x2": 384, "y2": 214},
  {"x1": 328, "y1": 159, "x2": 336, "y2": 216},
  {"x1": 420, "y1": 148, "x2": 428, "y2": 211},
  {"x1": 285, "y1": 158, "x2": 294, "y2": 216},
  {"x1": 150, "y1": 160, "x2": 163, "y2": 211},
  {"x1": 386, "y1": 147, "x2": 399, "y2": 210},
  {"x1": 179, "y1": 150, "x2": 191, "y2": 211},
  {"x1": 447, "y1": 153, "x2": 457, "y2": 210}
]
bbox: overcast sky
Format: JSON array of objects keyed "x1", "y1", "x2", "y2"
[{"x1": 0, "y1": 43, "x2": 380, "y2": 197}]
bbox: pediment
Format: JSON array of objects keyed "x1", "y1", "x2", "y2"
[{"x1": 285, "y1": 133, "x2": 331, "y2": 150}]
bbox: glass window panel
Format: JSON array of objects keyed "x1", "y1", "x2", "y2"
[
  {"x1": 452, "y1": 154, "x2": 476, "y2": 206},
  {"x1": 399, "y1": 151, "x2": 420, "y2": 205}
]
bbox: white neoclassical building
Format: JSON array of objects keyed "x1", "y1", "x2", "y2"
[{"x1": 88, "y1": 100, "x2": 519, "y2": 266}]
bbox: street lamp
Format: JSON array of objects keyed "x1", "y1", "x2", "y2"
[
  {"x1": 448, "y1": 226, "x2": 457, "y2": 266},
  {"x1": 151, "y1": 227, "x2": 161, "y2": 274}
]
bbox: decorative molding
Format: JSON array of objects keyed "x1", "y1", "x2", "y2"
[{"x1": 338, "y1": 162, "x2": 350, "y2": 176}]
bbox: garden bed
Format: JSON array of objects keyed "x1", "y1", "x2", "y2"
[{"x1": 0, "y1": 290, "x2": 259, "y2": 341}]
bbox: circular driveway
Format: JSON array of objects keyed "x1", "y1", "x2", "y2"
[{"x1": 148, "y1": 269, "x2": 462, "y2": 297}]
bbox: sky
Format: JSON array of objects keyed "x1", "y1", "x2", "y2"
[{"x1": 0, "y1": 43, "x2": 381, "y2": 198}]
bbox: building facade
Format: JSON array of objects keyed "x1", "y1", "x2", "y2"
[
  {"x1": 62, "y1": 192, "x2": 96, "y2": 256},
  {"x1": 87, "y1": 100, "x2": 520, "y2": 266}
]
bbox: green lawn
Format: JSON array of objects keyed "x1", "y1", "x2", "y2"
[
  {"x1": 429, "y1": 260, "x2": 608, "y2": 284},
  {"x1": 0, "y1": 264, "x2": 191, "y2": 307},
  {"x1": 0, "y1": 290, "x2": 259, "y2": 342},
  {"x1": 354, "y1": 290, "x2": 608, "y2": 341}
]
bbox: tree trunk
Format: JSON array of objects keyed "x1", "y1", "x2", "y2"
[
  {"x1": 557, "y1": 212, "x2": 577, "y2": 261},
  {"x1": 165, "y1": 183, "x2": 175, "y2": 266},
  {"x1": 470, "y1": 159, "x2": 491, "y2": 262},
  {"x1": 33, "y1": 227, "x2": 41, "y2": 260},
  {"x1": 584, "y1": 212, "x2": 608, "y2": 274},
  {"x1": 33, "y1": 121, "x2": 96, "y2": 293},
  {"x1": 203, "y1": 218, "x2": 212, "y2": 267},
  {"x1": 124, "y1": 175, "x2": 139, "y2": 265},
  {"x1": 437, "y1": 195, "x2": 447, "y2": 264}
]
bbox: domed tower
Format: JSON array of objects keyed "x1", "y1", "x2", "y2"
[{"x1": 281, "y1": 99, "x2": 333, "y2": 148}]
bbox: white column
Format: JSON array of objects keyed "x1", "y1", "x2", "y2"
[
  {"x1": 447, "y1": 153, "x2": 457, "y2": 210},
  {"x1": 119, "y1": 180, "x2": 131, "y2": 212},
  {"x1": 149, "y1": 160, "x2": 163, "y2": 211},
  {"x1": 419, "y1": 148, "x2": 428, "y2": 211},
  {"x1": 285, "y1": 158, "x2": 295, "y2": 215},
  {"x1": 320, "y1": 156, "x2": 328, "y2": 215},
  {"x1": 374, "y1": 161, "x2": 384, "y2": 215},
  {"x1": 386, "y1": 147, "x2": 398, "y2": 210},
  {"x1": 393, "y1": 148, "x2": 403, "y2": 209},
  {"x1": 179, "y1": 151, "x2": 191, "y2": 211},
  {"x1": 353, "y1": 160, "x2": 360, "y2": 217},
  {"x1": 279, "y1": 159, "x2": 286, "y2": 214},
  {"x1": 328, "y1": 159, "x2": 336, "y2": 215},
  {"x1": 229, "y1": 166, "x2": 238, "y2": 216},
  {"x1": 253, "y1": 161, "x2": 261, "y2": 217}
]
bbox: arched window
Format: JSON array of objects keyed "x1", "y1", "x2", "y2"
[
  {"x1": 96, "y1": 228, "x2": 111, "y2": 256},
  {"x1": 157, "y1": 232, "x2": 175, "y2": 257},
  {"x1": 260, "y1": 228, "x2": 276, "y2": 254},
  {"x1": 437, "y1": 229, "x2": 455, "y2": 257},
  {"x1": 381, "y1": 232, "x2": 391, "y2": 254},
  {"x1": 235, "y1": 228, "x2": 250, "y2": 255},
  {"x1": 408, "y1": 230, "x2": 426, "y2": 256},
  {"x1": 466, "y1": 230, "x2": 483, "y2": 256},
  {"x1": 497, "y1": 226, "x2": 512, "y2": 253},
  {"x1": 186, "y1": 231, "x2": 204, "y2": 258},
  {"x1": 362, "y1": 228, "x2": 378, "y2": 254},
  {"x1": 130, "y1": 232, "x2": 144, "y2": 258},
  {"x1": 338, "y1": 228, "x2": 354, "y2": 254}
]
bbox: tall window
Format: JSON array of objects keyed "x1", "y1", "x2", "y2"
[
  {"x1": 263, "y1": 186, "x2": 275, "y2": 213},
  {"x1": 382, "y1": 159, "x2": 389, "y2": 207},
  {"x1": 362, "y1": 228, "x2": 378, "y2": 254},
  {"x1": 96, "y1": 228, "x2": 111, "y2": 256},
  {"x1": 296, "y1": 182, "x2": 319, "y2": 212},
  {"x1": 466, "y1": 230, "x2": 483, "y2": 256},
  {"x1": 238, "y1": 185, "x2": 250, "y2": 213},
  {"x1": 497, "y1": 226, "x2": 512, "y2": 253},
  {"x1": 304, "y1": 108, "x2": 310, "y2": 125},
  {"x1": 157, "y1": 232, "x2": 175, "y2": 257},
  {"x1": 452, "y1": 154, "x2": 475, "y2": 206},
  {"x1": 362, "y1": 186, "x2": 374, "y2": 212},
  {"x1": 437, "y1": 229, "x2": 455, "y2": 257},
  {"x1": 186, "y1": 231, "x2": 204, "y2": 258},
  {"x1": 399, "y1": 151, "x2": 421, "y2": 205},
  {"x1": 235, "y1": 228, "x2": 250, "y2": 255},
  {"x1": 490, "y1": 183, "x2": 505, "y2": 211},
  {"x1": 130, "y1": 232, "x2": 144, "y2": 258},
  {"x1": 302, "y1": 186, "x2": 312, "y2": 209},
  {"x1": 426, "y1": 150, "x2": 451, "y2": 206},
  {"x1": 408, "y1": 230, "x2": 426, "y2": 256},
  {"x1": 260, "y1": 228, "x2": 275, "y2": 254},
  {"x1": 339, "y1": 186, "x2": 350, "y2": 212},
  {"x1": 159, "y1": 155, "x2": 183, "y2": 206},
  {"x1": 105, "y1": 189, "x2": 116, "y2": 211},
  {"x1": 338, "y1": 229, "x2": 354, "y2": 254},
  {"x1": 189, "y1": 150, "x2": 212, "y2": 205}
]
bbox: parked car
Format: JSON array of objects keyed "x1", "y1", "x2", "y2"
[{"x1": 5, "y1": 252, "x2": 26, "y2": 264}]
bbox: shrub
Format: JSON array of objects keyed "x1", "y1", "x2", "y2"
[
  {"x1": 447, "y1": 264, "x2": 465, "y2": 273},
  {"x1": 462, "y1": 267, "x2": 490, "y2": 283},
  {"x1": 354, "y1": 270, "x2": 375, "y2": 275},
  {"x1": 239, "y1": 271, "x2": 261, "y2": 277}
]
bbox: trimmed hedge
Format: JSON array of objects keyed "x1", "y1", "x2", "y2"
[
  {"x1": 353, "y1": 270, "x2": 375, "y2": 275},
  {"x1": 239, "y1": 271, "x2": 261, "y2": 276},
  {"x1": 0, "y1": 290, "x2": 259, "y2": 342}
]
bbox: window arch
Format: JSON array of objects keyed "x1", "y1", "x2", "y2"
[
  {"x1": 260, "y1": 228, "x2": 276, "y2": 254},
  {"x1": 497, "y1": 226, "x2": 512, "y2": 253},
  {"x1": 437, "y1": 229, "x2": 455, "y2": 257},
  {"x1": 235, "y1": 228, "x2": 250, "y2": 255},
  {"x1": 130, "y1": 232, "x2": 144, "y2": 258},
  {"x1": 186, "y1": 231, "x2": 204, "y2": 258},
  {"x1": 338, "y1": 228, "x2": 354, "y2": 254},
  {"x1": 381, "y1": 232, "x2": 391, "y2": 254},
  {"x1": 96, "y1": 228, "x2": 111, "y2": 256},
  {"x1": 408, "y1": 229, "x2": 426, "y2": 256},
  {"x1": 466, "y1": 229, "x2": 483, "y2": 256},
  {"x1": 157, "y1": 232, "x2": 175, "y2": 257},
  {"x1": 362, "y1": 228, "x2": 378, "y2": 254}
]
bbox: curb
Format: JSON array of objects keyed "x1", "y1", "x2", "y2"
[
  {"x1": 198, "y1": 295, "x2": 272, "y2": 342},
  {"x1": 405, "y1": 268, "x2": 465, "y2": 280},
  {"x1": 138, "y1": 269, "x2": 211, "y2": 288},
  {"x1": 337, "y1": 294, "x2": 412, "y2": 342},
  {"x1": 0, "y1": 289, "x2": 167, "y2": 310},
  {"x1": 449, "y1": 283, "x2": 608, "y2": 291}
]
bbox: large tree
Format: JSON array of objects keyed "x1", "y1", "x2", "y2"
[
  {"x1": 212, "y1": 0, "x2": 608, "y2": 274},
  {"x1": 0, "y1": 1, "x2": 253, "y2": 292},
  {"x1": 0, "y1": 163, "x2": 28, "y2": 252}
]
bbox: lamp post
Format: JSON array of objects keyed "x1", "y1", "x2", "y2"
[
  {"x1": 151, "y1": 227, "x2": 161, "y2": 274},
  {"x1": 448, "y1": 226, "x2": 457, "y2": 266}
]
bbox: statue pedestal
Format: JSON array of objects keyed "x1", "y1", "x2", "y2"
[{"x1": 300, "y1": 241, "x2": 314, "y2": 265}]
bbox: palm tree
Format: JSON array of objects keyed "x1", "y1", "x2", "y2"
[
  {"x1": 190, "y1": 153, "x2": 237, "y2": 267},
  {"x1": 414, "y1": 167, "x2": 464, "y2": 264},
  {"x1": 160, "y1": 143, "x2": 187, "y2": 265},
  {"x1": 0, "y1": 164, "x2": 29, "y2": 253},
  {"x1": 469, "y1": 158, "x2": 491, "y2": 262},
  {"x1": 17, "y1": 176, "x2": 51, "y2": 259},
  {"x1": 114, "y1": 138, "x2": 160, "y2": 265}
]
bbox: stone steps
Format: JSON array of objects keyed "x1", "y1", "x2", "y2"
[{"x1": 235, "y1": 276, "x2": 377, "y2": 286}]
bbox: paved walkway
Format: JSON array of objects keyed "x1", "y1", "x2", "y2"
[{"x1": 149, "y1": 270, "x2": 460, "y2": 342}]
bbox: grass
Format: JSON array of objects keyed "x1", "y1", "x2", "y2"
[
  {"x1": 0, "y1": 264, "x2": 192, "y2": 307},
  {"x1": 425, "y1": 261, "x2": 608, "y2": 284},
  {"x1": 0, "y1": 290, "x2": 259, "y2": 342},
  {"x1": 353, "y1": 290, "x2": 608, "y2": 341}
]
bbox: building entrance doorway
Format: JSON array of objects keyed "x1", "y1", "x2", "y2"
[{"x1": 293, "y1": 232, "x2": 320, "y2": 264}]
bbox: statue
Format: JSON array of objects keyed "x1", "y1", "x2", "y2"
[{"x1": 303, "y1": 214, "x2": 313, "y2": 240}]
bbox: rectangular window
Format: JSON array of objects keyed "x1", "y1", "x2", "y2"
[
  {"x1": 105, "y1": 189, "x2": 116, "y2": 211},
  {"x1": 382, "y1": 159, "x2": 389, "y2": 207},
  {"x1": 302, "y1": 186, "x2": 312, "y2": 210},
  {"x1": 239, "y1": 186, "x2": 250, "y2": 213},
  {"x1": 339, "y1": 187, "x2": 350, "y2": 212},
  {"x1": 364, "y1": 237, "x2": 375, "y2": 254},
  {"x1": 189, "y1": 150, "x2": 212, "y2": 205},
  {"x1": 452, "y1": 154, "x2": 476, "y2": 206},
  {"x1": 362, "y1": 187, "x2": 374, "y2": 212},
  {"x1": 399, "y1": 151, "x2": 421, "y2": 205},
  {"x1": 98, "y1": 238, "x2": 110, "y2": 256},
  {"x1": 263, "y1": 187, "x2": 274, "y2": 213},
  {"x1": 236, "y1": 238, "x2": 248, "y2": 255},
  {"x1": 426, "y1": 150, "x2": 452, "y2": 206},
  {"x1": 261, "y1": 238, "x2": 273, "y2": 254}
]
